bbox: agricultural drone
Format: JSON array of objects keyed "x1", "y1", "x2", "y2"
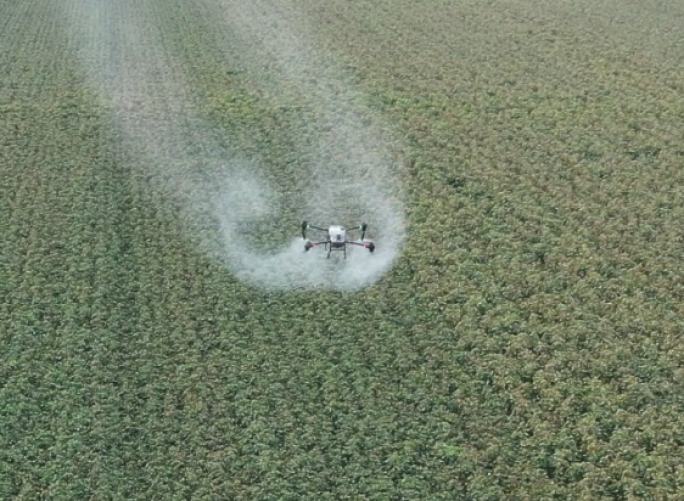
[{"x1": 301, "y1": 221, "x2": 375, "y2": 259}]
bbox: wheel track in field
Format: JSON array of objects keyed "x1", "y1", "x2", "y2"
[{"x1": 59, "y1": 0, "x2": 406, "y2": 291}]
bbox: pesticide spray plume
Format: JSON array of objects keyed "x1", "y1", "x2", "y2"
[{"x1": 61, "y1": 0, "x2": 406, "y2": 291}]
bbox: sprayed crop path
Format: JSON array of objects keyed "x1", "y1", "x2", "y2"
[{"x1": 60, "y1": 0, "x2": 406, "y2": 291}]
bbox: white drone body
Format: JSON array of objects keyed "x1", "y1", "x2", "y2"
[
  {"x1": 327, "y1": 225, "x2": 347, "y2": 249},
  {"x1": 302, "y1": 221, "x2": 375, "y2": 259}
]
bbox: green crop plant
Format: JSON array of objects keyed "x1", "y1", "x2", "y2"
[{"x1": 2, "y1": 0, "x2": 684, "y2": 500}]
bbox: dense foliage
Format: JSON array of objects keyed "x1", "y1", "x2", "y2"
[{"x1": 1, "y1": 1, "x2": 683, "y2": 499}]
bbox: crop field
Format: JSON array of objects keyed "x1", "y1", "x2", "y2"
[{"x1": 2, "y1": 0, "x2": 684, "y2": 499}]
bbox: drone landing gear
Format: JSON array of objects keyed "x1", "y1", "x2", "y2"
[
  {"x1": 304, "y1": 241, "x2": 351, "y2": 259},
  {"x1": 304, "y1": 241, "x2": 374, "y2": 257},
  {"x1": 330, "y1": 246, "x2": 347, "y2": 260}
]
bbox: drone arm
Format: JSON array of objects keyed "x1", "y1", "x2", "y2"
[
  {"x1": 304, "y1": 240, "x2": 330, "y2": 252},
  {"x1": 345, "y1": 223, "x2": 368, "y2": 240},
  {"x1": 347, "y1": 240, "x2": 375, "y2": 252},
  {"x1": 302, "y1": 221, "x2": 328, "y2": 239}
]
